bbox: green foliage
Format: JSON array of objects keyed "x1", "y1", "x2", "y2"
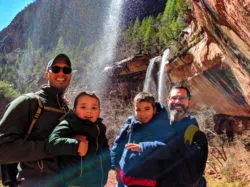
[
  {"x1": 54, "y1": 37, "x2": 65, "y2": 56},
  {"x1": 138, "y1": 16, "x2": 156, "y2": 53},
  {"x1": 119, "y1": 0, "x2": 187, "y2": 57},
  {"x1": 158, "y1": 0, "x2": 186, "y2": 45},
  {"x1": 0, "y1": 81, "x2": 20, "y2": 99},
  {"x1": 125, "y1": 18, "x2": 142, "y2": 55}
]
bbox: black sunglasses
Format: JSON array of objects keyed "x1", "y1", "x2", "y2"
[{"x1": 50, "y1": 66, "x2": 72, "y2": 74}]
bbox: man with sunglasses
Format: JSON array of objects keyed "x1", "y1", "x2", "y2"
[
  {"x1": 45, "y1": 54, "x2": 72, "y2": 90},
  {"x1": 0, "y1": 54, "x2": 72, "y2": 187}
]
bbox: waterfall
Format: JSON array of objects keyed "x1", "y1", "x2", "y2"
[
  {"x1": 158, "y1": 48, "x2": 170, "y2": 104},
  {"x1": 143, "y1": 56, "x2": 161, "y2": 98},
  {"x1": 90, "y1": 0, "x2": 124, "y2": 91},
  {"x1": 98, "y1": 0, "x2": 124, "y2": 64}
]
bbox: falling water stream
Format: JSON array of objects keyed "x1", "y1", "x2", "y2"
[
  {"x1": 143, "y1": 48, "x2": 171, "y2": 104},
  {"x1": 97, "y1": 0, "x2": 124, "y2": 64},
  {"x1": 143, "y1": 56, "x2": 161, "y2": 98},
  {"x1": 158, "y1": 48, "x2": 170, "y2": 104},
  {"x1": 92, "y1": 0, "x2": 124, "y2": 91}
]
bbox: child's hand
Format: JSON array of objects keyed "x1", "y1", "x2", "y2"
[
  {"x1": 125, "y1": 143, "x2": 141, "y2": 152},
  {"x1": 78, "y1": 140, "x2": 88, "y2": 157}
]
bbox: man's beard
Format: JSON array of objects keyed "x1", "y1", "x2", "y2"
[{"x1": 169, "y1": 104, "x2": 188, "y2": 125}]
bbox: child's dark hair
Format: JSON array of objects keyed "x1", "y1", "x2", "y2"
[
  {"x1": 133, "y1": 92, "x2": 155, "y2": 107},
  {"x1": 74, "y1": 91, "x2": 100, "y2": 109}
]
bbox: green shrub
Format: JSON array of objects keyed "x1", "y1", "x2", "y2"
[{"x1": 0, "y1": 81, "x2": 20, "y2": 99}]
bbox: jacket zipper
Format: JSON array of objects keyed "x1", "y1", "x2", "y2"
[
  {"x1": 99, "y1": 155, "x2": 104, "y2": 186},
  {"x1": 96, "y1": 124, "x2": 100, "y2": 152},
  {"x1": 96, "y1": 124, "x2": 102, "y2": 186},
  {"x1": 56, "y1": 94, "x2": 68, "y2": 113},
  {"x1": 80, "y1": 156, "x2": 83, "y2": 177}
]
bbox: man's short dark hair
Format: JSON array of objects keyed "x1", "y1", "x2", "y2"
[{"x1": 169, "y1": 84, "x2": 191, "y2": 100}]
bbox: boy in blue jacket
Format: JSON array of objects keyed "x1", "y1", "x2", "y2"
[{"x1": 111, "y1": 92, "x2": 171, "y2": 187}]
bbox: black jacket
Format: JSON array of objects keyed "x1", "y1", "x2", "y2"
[
  {"x1": 46, "y1": 111, "x2": 111, "y2": 187},
  {"x1": 0, "y1": 85, "x2": 69, "y2": 186}
]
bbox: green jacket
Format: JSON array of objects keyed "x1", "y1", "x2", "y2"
[
  {"x1": 46, "y1": 111, "x2": 111, "y2": 187},
  {"x1": 0, "y1": 85, "x2": 69, "y2": 185}
]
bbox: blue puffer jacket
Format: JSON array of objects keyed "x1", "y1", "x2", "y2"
[
  {"x1": 128, "y1": 115, "x2": 199, "y2": 180},
  {"x1": 111, "y1": 103, "x2": 173, "y2": 177},
  {"x1": 111, "y1": 103, "x2": 200, "y2": 181}
]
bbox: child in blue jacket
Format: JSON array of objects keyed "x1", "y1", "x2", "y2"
[{"x1": 111, "y1": 92, "x2": 172, "y2": 187}]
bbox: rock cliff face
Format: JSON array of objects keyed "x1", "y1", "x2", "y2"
[
  {"x1": 188, "y1": 0, "x2": 250, "y2": 110},
  {"x1": 0, "y1": 0, "x2": 109, "y2": 53},
  {"x1": 165, "y1": 0, "x2": 250, "y2": 116},
  {"x1": 0, "y1": 0, "x2": 167, "y2": 53},
  {"x1": 104, "y1": 55, "x2": 150, "y2": 100},
  {"x1": 173, "y1": 0, "x2": 250, "y2": 134},
  {"x1": 107, "y1": 0, "x2": 250, "y2": 136}
]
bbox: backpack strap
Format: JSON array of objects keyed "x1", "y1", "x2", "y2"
[
  {"x1": 24, "y1": 95, "x2": 43, "y2": 140},
  {"x1": 24, "y1": 94, "x2": 68, "y2": 140},
  {"x1": 43, "y1": 106, "x2": 66, "y2": 113},
  {"x1": 184, "y1": 124, "x2": 199, "y2": 144}
]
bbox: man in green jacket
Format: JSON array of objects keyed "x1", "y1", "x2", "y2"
[{"x1": 0, "y1": 54, "x2": 72, "y2": 187}]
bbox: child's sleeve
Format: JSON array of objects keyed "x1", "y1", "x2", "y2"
[
  {"x1": 100, "y1": 123, "x2": 111, "y2": 184},
  {"x1": 139, "y1": 141, "x2": 166, "y2": 155},
  {"x1": 110, "y1": 120, "x2": 130, "y2": 169},
  {"x1": 45, "y1": 120, "x2": 79, "y2": 156}
]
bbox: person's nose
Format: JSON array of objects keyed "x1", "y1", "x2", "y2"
[
  {"x1": 57, "y1": 69, "x2": 65, "y2": 75},
  {"x1": 85, "y1": 108, "x2": 92, "y2": 114},
  {"x1": 174, "y1": 99, "x2": 182, "y2": 103}
]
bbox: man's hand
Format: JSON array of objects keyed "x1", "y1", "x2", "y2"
[
  {"x1": 73, "y1": 135, "x2": 88, "y2": 156},
  {"x1": 125, "y1": 143, "x2": 141, "y2": 152},
  {"x1": 78, "y1": 140, "x2": 88, "y2": 156}
]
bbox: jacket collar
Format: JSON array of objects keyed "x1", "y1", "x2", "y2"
[
  {"x1": 67, "y1": 111, "x2": 103, "y2": 125},
  {"x1": 36, "y1": 85, "x2": 68, "y2": 108}
]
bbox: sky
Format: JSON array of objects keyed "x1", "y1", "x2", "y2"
[{"x1": 0, "y1": 0, "x2": 36, "y2": 31}]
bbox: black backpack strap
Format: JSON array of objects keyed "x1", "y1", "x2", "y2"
[{"x1": 24, "y1": 94, "x2": 68, "y2": 140}]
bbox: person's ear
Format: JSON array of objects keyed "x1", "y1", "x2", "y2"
[
  {"x1": 188, "y1": 100, "x2": 192, "y2": 106},
  {"x1": 167, "y1": 98, "x2": 171, "y2": 106},
  {"x1": 167, "y1": 98, "x2": 170, "y2": 104},
  {"x1": 133, "y1": 105, "x2": 136, "y2": 114},
  {"x1": 44, "y1": 72, "x2": 49, "y2": 80}
]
